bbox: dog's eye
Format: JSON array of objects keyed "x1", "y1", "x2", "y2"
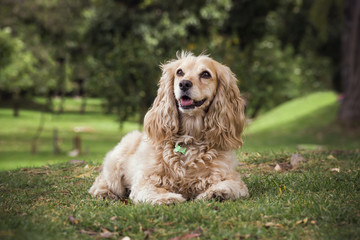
[
  {"x1": 176, "y1": 69, "x2": 184, "y2": 76},
  {"x1": 200, "y1": 71, "x2": 211, "y2": 79}
]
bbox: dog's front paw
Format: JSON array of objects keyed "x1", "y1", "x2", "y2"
[
  {"x1": 196, "y1": 180, "x2": 249, "y2": 201},
  {"x1": 89, "y1": 175, "x2": 119, "y2": 200},
  {"x1": 196, "y1": 189, "x2": 231, "y2": 201},
  {"x1": 152, "y1": 193, "x2": 186, "y2": 205}
]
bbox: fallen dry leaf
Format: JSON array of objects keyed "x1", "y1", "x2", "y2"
[
  {"x1": 162, "y1": 222, "x2": 174, "y2": 226},
  {"x1": 101, "y1": 227, "x2": 111, "y2": 233},
  {"x1": 330, "y1": 167, "x2": 340, "y2": 173},
  {"x1": 99, "y1": 232, "x2": 114, "y2": 238},
  {"x1": 20, "y1": 168, "x2": 49, "y2": 175},
  {"x1": 143, "y1": 228, "x2": 155, "y2": 240},
  {"x1": 68, "y1": 216, "x2": 79, "y2": 225},
  {"x1": 170, "y1": 228, "x2": 203, "y2": 240},
  {"x1": 274, "y1": 164, "x2": 282, "y2": 172},
  {"x1": 234, "y1": 234, "x2": 251, "y2": 239},
  {"x1": 296, "y1": 217, "x2": 309, "y2": 225},
  {"x1": 264, "y1": 222, "x2": 285, "y2": 229},
  {"x1": 110, "y1": 216, "x2": 117, "y2": 221},
  {"x1": 311, "y1": 220, "x2": 317, "y2": 225},
  {"x1": 327, "y1": 155, "x2": 337, "y2": 160},
  {"x1": 274, "y1": 163, "x2": 292, "y2": 172},
  {"x1": 75, "y1": 171, "x2": 92, "y2": 178},
  {"x1": 290, "y1": 153, "x2": 306, "y2": 168},
  {"x1": 80, "y1": 229, "x2": 97, "y2": 236}
]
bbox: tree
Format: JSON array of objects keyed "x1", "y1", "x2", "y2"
[
  {"x1": 338, "y1": 0, "x2": 360, "y2": 128},
  {"x1": 0, "y1": 0, "x2": 91, "y2": 113},
  {"x1": 221, "y1": 0, "x2": 334, "y2": 117},
  {"x1": 0, "y1": 0, "x2": 346, "y2": 123},
  {"x1": 0, "y1": 28, "x2": 37, "y2": 117},
  {"x1": 85, "y1": 0, "x2": 233, "y2": 124}
]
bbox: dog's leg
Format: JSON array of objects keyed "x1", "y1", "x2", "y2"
[
  {"x1": 129, "y1": 178, "x2": 186, "y2": 205},
  {"x1": 89, "y1": 173, "x2": 122, "y2": 199},
  {"x1": 196, "y1": 177, "x2": 249, "y2": 201},
  {"x1": 89, "y1": 131, "x2": 143, "y2": 199}
]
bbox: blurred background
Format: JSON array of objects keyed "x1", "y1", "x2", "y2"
[{"x1": 0, "y1": 0, "x2": 359, "y2": 170}]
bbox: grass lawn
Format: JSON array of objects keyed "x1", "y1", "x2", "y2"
[
  {"x1": 0, "y1": 91, "x2": 359, "y2": 239},
  {"x1": 0, "y1": 97, "x2": 140, "y2": 170}
]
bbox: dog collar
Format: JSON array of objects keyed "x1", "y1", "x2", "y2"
[{"x1": 174, "y1": 145, "x2": 187, "y2": 154}]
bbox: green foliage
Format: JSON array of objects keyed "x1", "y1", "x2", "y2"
[
  {"x1": 272, "y1": 0, "x2": 343, "y2": 74},
  {"x1": 0, "y1": 0, "x2": 344, "y2": 121},
  {"x1": 84, "y1": 0, "x2": 234, "y2": 121},
  {"x1": 0, "y1": 28, "x2": 14, "y2": 69},
  {"x1": 309, "y1": 0, "x2": 344, "y2": 42},
  {"x1": 236, "y1": 35, "x2": 332, "y2": 117},
  {"x1": 0, "y1": 28, "x2": 37, "y2": 92}
]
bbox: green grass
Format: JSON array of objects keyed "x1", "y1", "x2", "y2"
[
  {"x1": 246, "y1": 92, "x2": 338, "y2": 134},
  {"x1": 242, "y1": 91, "x2": 360, "y2": 152},
  {"x1": 1, "y1": 151, "x2": 359, "y2": 239},
  {"x1": 0, "y1": 92, "x2": 359, "y2": 239},
  {"x1": 0, "y1": 99, "x2": 140, "y2": 170}
]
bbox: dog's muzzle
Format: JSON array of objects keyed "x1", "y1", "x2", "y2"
[{"x1": 179, "y1": 96, "x2": 206, "y2": 109}]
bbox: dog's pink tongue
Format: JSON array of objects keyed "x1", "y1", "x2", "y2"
[{"x1": 181, "y1": 98, "x2": 193, "y2": 106}]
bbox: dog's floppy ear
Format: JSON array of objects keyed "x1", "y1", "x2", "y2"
[
  {"x1": 204, "y1": 62, "x2": 245, "y2": 151},
  {"x1": 144, "y1": 60, "x2": 179, "y2": 144}
]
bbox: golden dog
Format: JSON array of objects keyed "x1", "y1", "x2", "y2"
[{"x1": 89, "y1": 52, "x2": 249, "y2": 204}]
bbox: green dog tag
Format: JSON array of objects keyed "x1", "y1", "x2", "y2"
[{"x1": 174, "y1": 145, "x2": 187, "y2": 154}]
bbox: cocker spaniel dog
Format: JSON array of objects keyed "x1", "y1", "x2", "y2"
[{"x1": 89, "y1": 52, "x2": 249, "y2": 204}]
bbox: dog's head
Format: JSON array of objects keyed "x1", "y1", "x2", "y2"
[
  {"x1": 173, "y1": 54, "x2": 218, "y2": 115},
  {"x1": 144, "y1": 52, "x2": 245, "y2": 150}
]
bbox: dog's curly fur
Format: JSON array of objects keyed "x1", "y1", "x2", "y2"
[{"x1": 89, "y1": 52, "x2": 249, "y2": 204}]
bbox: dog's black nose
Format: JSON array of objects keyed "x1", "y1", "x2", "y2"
[{"x1": 179, "y1": 80, "x2": 193, "y2": 91}]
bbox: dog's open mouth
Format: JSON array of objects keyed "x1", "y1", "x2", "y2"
[{"x1": 179, "y1": 96, "x2": 206, "y2": 109}]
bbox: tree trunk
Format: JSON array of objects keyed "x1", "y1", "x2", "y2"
[
  {"x1": 250, "y1": 101, "x2": 263, "y2": 119},
  {"x1": 46, "y1": 90, "x2": 53, "y2": 112},
  {"x1": 31, "y1": 111, "x2": 45, "y2": 154},
  {"x1": 12, "y1": 90, "x2": 20, "y2": 117},
  {"x1": 56, "y1": 56, "x2": 66, "y2": 114},
  {"x1": 53, "y1": 128, "x2": 61, "y2": 155},
  {"x1": 339, "y1": 0, "x2": 360, "y2": 129},
  {"x1": 78, "y1": 78, "x2": 86, "y2": 114},
  {"x1": 58, "y1": 93, "x2": 65, "y2": 114},
  {"x1": 80, "y1": 95, "x2": 87, "y2": 114},
  {"x1": 73, "y1": 134, "x2": 82, "y2": 155}
]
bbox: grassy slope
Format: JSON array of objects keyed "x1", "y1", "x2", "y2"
[
  {"x1": 0, "y1": 92, "x2": 359, "y2": 239},
  {"x1": 242, "y1": 91, "x2": 360, "y2": 152}
]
